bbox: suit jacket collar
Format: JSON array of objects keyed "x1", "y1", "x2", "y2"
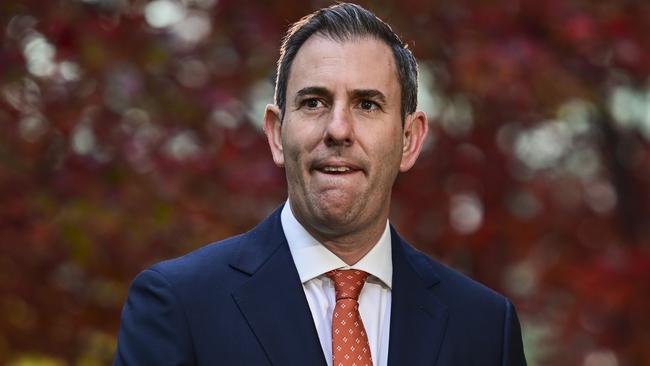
[
  {"x1": 230, "y1": 205, "x2": 327, "y2": 366},
  {"x1": 387, "y1": 226, "x2": 449, "y2": 366},
  {"x1": 229, "y1": 206, "x2": 449, "y2": 366}
]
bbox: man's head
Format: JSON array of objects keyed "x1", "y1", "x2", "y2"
[
  {"x1": 274, "y1": 3, "x2": 418, "y2": 120},
  {"x1": 264, "y1": 3, "x2": 428, "y2": 250}
]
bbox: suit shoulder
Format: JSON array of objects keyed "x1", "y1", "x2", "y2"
[
  {"x1": 406, "y1": 244, "x2": 509, "y2": 308},
  {"x1": 141, "y1": 206, "x2": 285, "y2": 291},
  {"x1": 145, "y1": 233, "x2": 246, "y2": 289}
]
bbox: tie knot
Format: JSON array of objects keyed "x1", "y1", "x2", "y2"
[{"x1": 326, "y1": 269, "x2": 369, "y2": 301}]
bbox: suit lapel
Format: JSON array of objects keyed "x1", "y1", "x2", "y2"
[
  {"x1": 387, "y1": 228, "x2": 449, "y2": 366},
  {"x1": 230, "y1": 207, "x2": 327, "y2": 366}
]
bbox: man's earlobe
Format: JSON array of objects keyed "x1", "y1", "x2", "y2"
[{"x1": 263, "y1": 104, "x2": 285, "y2": 167}]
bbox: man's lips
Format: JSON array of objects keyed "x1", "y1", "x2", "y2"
[{"x1": 312, "y1": 160, "x2": 363, "y2": 174}]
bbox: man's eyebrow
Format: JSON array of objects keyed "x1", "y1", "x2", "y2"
[
  {"x1": 294, "y1": 86, "x2": 333, "y2": 101},
  {"x1": 350, "y1": 89, "x2": 387, "y2": 104}
]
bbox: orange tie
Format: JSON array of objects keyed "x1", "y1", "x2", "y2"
[{"x1": 326, "y1": 269, "x2": 373, "y2": 366}]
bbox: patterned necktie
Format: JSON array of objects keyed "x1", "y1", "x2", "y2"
[{"x1": 326, "y1": 269, "x2": 373, "y2": 366}]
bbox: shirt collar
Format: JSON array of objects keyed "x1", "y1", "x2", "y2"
[{"x1": 281, "y1": 200, "x2": 393, "y2": 289}]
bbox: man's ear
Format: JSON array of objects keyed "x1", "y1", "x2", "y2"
[
  {"x1": 399, "y1": 111, "x2": 428, "y2": 172},
  {"x1": 263, "y1": 104, "x2": 285, "y2": 167}
]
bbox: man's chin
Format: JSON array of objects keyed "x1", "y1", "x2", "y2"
[
  {"x1": 290, "y1": 190, "x2": 365, "y2": 233},
  {"x1": 310, "y1": 200, "x2": 361, "y2": 229}
]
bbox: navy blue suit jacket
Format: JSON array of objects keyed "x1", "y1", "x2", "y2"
[{"x1": 114, "y1": 207, "x2": 527, "y2": 365}]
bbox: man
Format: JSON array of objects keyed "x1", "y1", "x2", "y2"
[{"x1": 114, "y1": 3, "x2": 527, "y2": 366}]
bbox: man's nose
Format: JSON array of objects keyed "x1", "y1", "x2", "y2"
[{"x1": 324, "y1": 106, "x2": 354, "y2": 147}]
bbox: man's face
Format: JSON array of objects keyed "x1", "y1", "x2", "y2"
[{"x1": 265, "y1": 35, "x2": 426, "y2": 239}]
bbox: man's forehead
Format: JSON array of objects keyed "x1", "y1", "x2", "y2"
[{"x1": 286, "y1": 34, "x2": 399, "y2": 97}]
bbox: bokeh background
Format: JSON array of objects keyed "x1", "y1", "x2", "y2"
[{"x1": 1, "y1": 0, "x2": 649, "y2": 365}]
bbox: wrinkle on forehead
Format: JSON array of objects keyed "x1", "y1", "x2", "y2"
[{"x1": 286, "y1": 35, "x2": 400, "y2": 103}]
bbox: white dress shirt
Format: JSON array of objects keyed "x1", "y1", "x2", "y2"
[{"x1": 281, "y1": 201, "x2": 392, "y2": 366}]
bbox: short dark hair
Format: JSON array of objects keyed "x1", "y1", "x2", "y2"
[{"x1": 274, "y1": 3, "x2": 418, "y2": 120}]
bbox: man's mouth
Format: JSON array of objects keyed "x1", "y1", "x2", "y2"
[
  {"x1": 320, "y1": 166, "x2": 353, "y2": 174},
  {"x1": 313, "y1": 160, "x2": 363, "y2": 175}
]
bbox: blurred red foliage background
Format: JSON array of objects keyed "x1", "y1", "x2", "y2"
[{"x1": 1, "y1": 0, "x2": 649, "y2": 365}]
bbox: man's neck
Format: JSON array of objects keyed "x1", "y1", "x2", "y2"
[{"x1": 299, "y1": 216, "x2": 387, "y2": 265}]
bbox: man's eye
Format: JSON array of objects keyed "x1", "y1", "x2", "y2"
[
  {"x1": 303, "y1": 99, "x2": 322, "y2": 109},
  {"x1": 359, "y1": 100, "x2": 378, "y2": 111}
]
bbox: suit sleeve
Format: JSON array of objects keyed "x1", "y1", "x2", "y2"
[
  {"x1": 501, "y1": 299, "x2": 527, "y2": 366},
  {"x1": 113, "y1": 268, "x2": 195, "y2": 366}
]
